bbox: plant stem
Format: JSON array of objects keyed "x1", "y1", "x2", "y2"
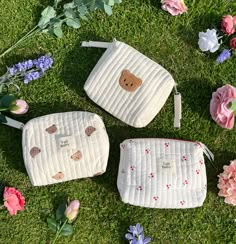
[
  {"x1": 0, "y1": 25, "x2": 39, "y2": 58},
  {"x1": 0, "y1": 205, "x2": 5, "y2": 209},
  {"x1": 52, "y1": 219, "x2": 68, "y2": 244}
]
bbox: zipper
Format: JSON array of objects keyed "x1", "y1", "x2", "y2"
[{"x1": 125, "y1": 138, "x2": 214, "y2": 161}]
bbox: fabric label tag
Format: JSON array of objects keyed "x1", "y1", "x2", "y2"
[
  {"x1": 58, "y1": 136, "x2": 76, "y2": 151},
  {"x1": 160, "y1": 159, "x2": 176, "y2": 175}
]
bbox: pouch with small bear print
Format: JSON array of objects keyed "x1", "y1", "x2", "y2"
[{"x1": 2, "y1": 111, "x2": 110, "y2": 186}]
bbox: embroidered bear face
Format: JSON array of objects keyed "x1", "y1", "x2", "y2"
[
  {"x1": 85, "y1": 126, "x2": 96, "y2": 136},
  {"x1": 52, "y1": 172, "x2": 64, "y2": 180},
  {"x1": 71, "y1": 150, "x2": 82, "y2": 161},
  {"x1": 30, "y1": 147, "x2": 41, "y2": 158},
  {"x1": 46, "y1": 124, "x2": 57, "y2": 134},
  {"x1": 119, "y1": 69, "x2": 142, "y2": 92}
]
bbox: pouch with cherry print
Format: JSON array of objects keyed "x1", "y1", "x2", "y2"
[{"x1": 117, "y1": 138, "x2": 213, "y2": 208}]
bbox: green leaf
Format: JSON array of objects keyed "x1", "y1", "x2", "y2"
[
  {"x1": 94, "y1": 1, "x2": 104, "y2": 10},
  {"x1": 74, "y1": 0, "x2": 83, "y2": 6},
  {"x1": 64, "y1": 9, "x2": 77, "y2": 18},
  {"x1": 47, "y1": 217, "x2": 58, "y2": 232},
  {"x1": 61, "y1": 224, "x2": 73, "y2": 236},
  {"x1": 63, "y1": 2, "x2": 75, "y2": 9},
  {"x1": 78, "y1": 5, "x2": 88, "y2": 16},
  {"x1": 66, "y1": 18, "x2": 81, "y2": 28},
  {"x1": 114, "y1": 0, "x2": 122, "y2": 3},
  {"x1": 38, "y1": 16, "x2": 50, "y2": 29},
  {"x1": 53, "y1": 27, "x2": 63, "y2": 38},
  {"x1": 107, "y1": 0, "x2": 114, "y2": 6},
  {"x1": 41, "y1": 6, "x2": 56, "y2": 18},
  {"x1": 0, "y1": 94, "x2": 16, "y2": 108},
  {"x1": 0, "y1": 114, "x2": 7, "y2": 123},
  {"x1": 56, "y1": 202, "x2": 67, "y2": 221},
  {"x1": 229, "y1": 100, "x2": 236, "y2": 111},
  {"x1": 38, "y1": 6, "x2": 56, "y2": 29},
  {"x1": 0, "y1": 107, "x2": 9, "y2": 112},
  {"x1": 103, "y1": 3, "x2": 112, "y2": 15},
  {"x1": 89, "y1": 0, "x2": 96, "y2": 11}
]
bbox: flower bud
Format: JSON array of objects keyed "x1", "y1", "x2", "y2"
[
  {"x1": 10, "y1": 99, "x2": 29, "y2": 115},
  {"x1": 64, "y1": 200, "x2": 80, "y2": 222}
]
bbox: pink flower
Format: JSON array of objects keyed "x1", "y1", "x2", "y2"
[
  {"x1": 10, "y1": 99, "x2": 29, "y2": 115},
  {"x1": 221, "y1": 15, "x2": 236, "y2": 36},
  {"x1": 3, "y1": 187, "x2": 25, "y2": 216},
  {"x1": 218, "y1": 160, "x2": 236, "y2": 205},
  {"x1": 210, "y1": 85, "x2": 236, "y2": 129},
  {"x1": 64, "y1": 200, "x2": 80, "y2": 222},
  {"x1": 161, "y1": 0, "x2": 187, "y2": 16}
]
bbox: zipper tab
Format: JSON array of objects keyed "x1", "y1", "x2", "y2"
[
  {"x1": 199, "y1": 142, "x2": 214, "y2": 161},
  {"x1": 81, "y1": 41, "x2": 111, "y2": 49},
  {"x1": 174, "y1": 85, "x2": 182, "y2": 128}
]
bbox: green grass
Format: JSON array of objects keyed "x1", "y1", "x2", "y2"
[{"x1": 0, "y1": 0, "x2": 236, "y2": 243}]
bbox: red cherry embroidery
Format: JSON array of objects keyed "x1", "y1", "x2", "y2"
[
  {"x1": 121, "y1": 144, "x2": 125, "y2": 149},
  {"x1": 153, "y1": 196, "x2": 158, "y2": 201},
  {"x1": 136, "y1": 186, "x2": 142, "y2": 191},
  {"x1": 166, "y1": 184, "x2": 171, "y2": 189},
  {"x1": 150, "y1": 173, "x2": 154, "y2": 178},
  {"x1": 145, "y1": 149, "x2": 150, "y2": 155},
  {"x1": 184, "y1": 180, "x2": 188, "y2": 185},
  {"x1": 196, "y1": 170, "x2": 200, "y2": 174},
  {"x1": 199, "y1": 160, "x2": 204, "y2": 165},
  {"x1": 182, "y1": 155, "x2": 187, "y2": 161},
  {"x1": 165, "y1": 142, "x2": 169, "y2": 148},
  {"x1": 130, "y1": 166, "x2": 135, "y2": 171},
  {"x1": 180, "y1": 200, "x2": 185, "y2": 206}
]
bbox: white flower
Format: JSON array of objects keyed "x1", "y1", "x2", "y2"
[{"x1": 198, "y1": 29, "x2": 220, "y2": 53}]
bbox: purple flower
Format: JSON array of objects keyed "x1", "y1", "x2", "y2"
[
  {"x1": 8, "y1": 60, "x2": 33, "y2": 75},
  {"x1": 125, "y1": 224, "x2": 151, "y2": 244},
  {"x1": 24, "y1": 71, "x2": 41, "y2": 84},
  {"x1": 33, "y1": 55, "x2": 53, "y2": 73},
  {"x1": 216, "y1": 49, "x2": 231, "y2": 64},
  {"x1": 8, "y1": 67, "x2": 18, "y2": 75}
]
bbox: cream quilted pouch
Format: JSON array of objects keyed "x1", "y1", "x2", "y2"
[
  {"x1": 2, "y1": 111, "x2": 109, "y2": 186},
  {"x1": 81, "y1": 40, "x2": 182, "y2": 128},
  {"x1": 117, "y1": 138, "x2": 214, "y2": 209}
]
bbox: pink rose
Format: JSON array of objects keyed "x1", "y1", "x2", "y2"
[
  {"x1": 161, "y1": 0, "x2": 187, "y2": 16},
  {"x1": 64, "y1": 200, "x2": 80, "y2": 222},
  {"x1": 10, "y1": 99, "x2": 29, "y2": 115},
  {"x1": 210, "y1": 84, "x2": 236, "y2": 129},
  {"x1": 218, "y1": 160, "x2": 236, "y2": 205},
  {"x1": 221, "y1": 15, "x2": 236, "y2": 36},
  {"x1": 3, "y1": 187, "x2": 25, "y2": 215}
]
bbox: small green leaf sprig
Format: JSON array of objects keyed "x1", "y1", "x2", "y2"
[
  {"x1": 0, "y1": 0, "x2": 122, "y2": 58},
  {"x1": 47, "y1": 199, "x2": 80, "y2": 244}
]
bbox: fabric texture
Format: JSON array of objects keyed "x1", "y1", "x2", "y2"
[
  {"x1": 22, "y1": 111, "x2": 109, "y2": 186},
  {"x1": 84, "y1": 40, "x2": 175, "y2": 128},
  {"x1": 117, "y1": 138, "x2": 210, "y2": 209}
]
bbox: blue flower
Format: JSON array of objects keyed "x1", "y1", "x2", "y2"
[
  {"x1": 216, "y1": 49, "x2": 231, "y2": 64},
  {"x1": 33, "y1": 55, "x2": 53, "y2": 73},
  {"x1": 24, "y1": 71, "x2": 41, "y2": 84}
]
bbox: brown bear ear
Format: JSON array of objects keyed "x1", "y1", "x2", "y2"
[
  {"x1": 122, "y1": 69, "x2": 130, "y2": 75},
  {"x1": 137, "y1": 78, "x2": 142, "y2": 86}
]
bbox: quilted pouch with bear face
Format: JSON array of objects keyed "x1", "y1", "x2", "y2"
[
  {"x1": 117, "y1": 138, "x2": 214, "y2": 209},
  {"x1": 81, "y1": 40, "x2": 181, "y2": 128},
  {"x1": 2, "y1": 111, "x2": 109, "y2": 186}
]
